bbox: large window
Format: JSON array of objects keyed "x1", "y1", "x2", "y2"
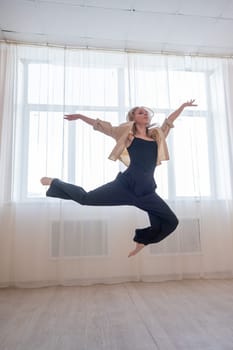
[{"x1": 16, "y1": 59, "x2": 211, "y2": 200}]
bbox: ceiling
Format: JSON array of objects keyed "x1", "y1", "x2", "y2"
[{"x1": 1, "y1": 0, "x2": 233, "y2": 56}]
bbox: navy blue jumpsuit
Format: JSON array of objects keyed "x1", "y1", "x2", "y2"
[{"x1": 46, "y1": 137, "x2": 178, "y2": 245}]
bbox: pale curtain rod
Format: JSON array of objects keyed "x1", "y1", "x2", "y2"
[{"x1": 1, "y1": 39, "x2": 233, "y2": 59}]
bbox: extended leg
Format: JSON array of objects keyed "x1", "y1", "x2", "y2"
[{"x1": 43, "y1": 177, "x2": 135, "y2": 206}]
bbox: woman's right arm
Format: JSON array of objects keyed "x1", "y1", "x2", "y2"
[
  {"x1": 64, "y1": 113, "x2": 96, "y2": 126},
  {"x1": 64, "y1": 113, "x2": 117, "y2": 138}
]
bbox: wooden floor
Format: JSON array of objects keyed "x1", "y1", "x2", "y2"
[{"x1": 1, "y1": 279, "x2": 233, "y2": 350}]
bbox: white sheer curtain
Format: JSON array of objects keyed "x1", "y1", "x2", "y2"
[{"x1": 0, "y1": 43, "x2": 233, "y2": 287}]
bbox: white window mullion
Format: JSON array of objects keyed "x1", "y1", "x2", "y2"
[
  {"x1": 20, "y1": 62, "x2": 30, "y2": 200},
  {"x1": 67, "y1": 120, "x2": 76, "y2": 183}
]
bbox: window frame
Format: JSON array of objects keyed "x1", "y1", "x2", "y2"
[{"x1": 17, "y1": 59, "x2": 213, "y2": 201}]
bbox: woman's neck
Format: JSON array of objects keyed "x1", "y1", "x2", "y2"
[{"x1": 134, "y1": 124, "x2": 148, "y2": 137}]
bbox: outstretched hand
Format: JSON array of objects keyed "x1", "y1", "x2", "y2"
[
  {"x1": 64, "y1": 113, "x2": 95, "y2": 126},
  {"x1": 64, "y1": 114, "x2": 82, "y2": 121},
  {"x1": 183, "y1": 99, "x2": 198, "y2": 108}
]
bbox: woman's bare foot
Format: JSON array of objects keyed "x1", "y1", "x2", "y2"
[
  {"x1": 40, "y1": 177, "x2": 53, "y2": 186},
  {"x1": 128, "y1": 243, "x2": 145, "y2": 258}
]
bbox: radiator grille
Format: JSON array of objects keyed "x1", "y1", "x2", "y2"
[{"x1": 50, "y1": 220, "x2": 108, "y2": 258}]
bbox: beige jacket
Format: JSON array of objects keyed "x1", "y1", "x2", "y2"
[{"x1": 93, "y1": 118, "x2": 174, "y2": 167}]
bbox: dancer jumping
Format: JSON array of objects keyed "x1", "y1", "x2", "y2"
[{"x1": 41, "y1": 100, "x2": 197, "y2": 257}]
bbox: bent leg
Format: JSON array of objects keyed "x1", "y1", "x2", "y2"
[
  {"x1": 46, "y1": 178, "x2": 135, "y2": 206},
  {"x1": 134, "y1": 192, "x2": 179, "y2": 245}
]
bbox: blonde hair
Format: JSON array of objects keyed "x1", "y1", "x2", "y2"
[
  {"x1": 126, "y1": 106, "x2": 155, "y2": 136},
  {"x1": 126, "y1": 106, "x2": 154, "y2": 122}
]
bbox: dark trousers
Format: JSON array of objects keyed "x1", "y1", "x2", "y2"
[{"x1": 46, "y1": 177, "x2": 178, "y2": 246}]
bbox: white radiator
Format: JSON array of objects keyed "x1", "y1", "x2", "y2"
[
  {"x1": 50, "y1": 220, "x2": 108, "y2": 258},
  {"x1": 150, "y1": 218, "x2": 201, "y2": 255}
]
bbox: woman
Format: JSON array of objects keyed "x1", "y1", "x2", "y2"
[{"x1": 41, "y1": 100, "x2": 197, "y2": 257}]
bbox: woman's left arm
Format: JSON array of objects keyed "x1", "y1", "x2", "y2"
[
  {"x1": 160, "y1": 99, "x2": 197, "y2": 137},
  {"x1": 167, "y1": 99, "x2": 197, "y2": 124}
]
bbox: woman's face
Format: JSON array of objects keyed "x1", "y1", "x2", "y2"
[{"x1": 133, "y1": 107, "x2": 150, "y2": 125}]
